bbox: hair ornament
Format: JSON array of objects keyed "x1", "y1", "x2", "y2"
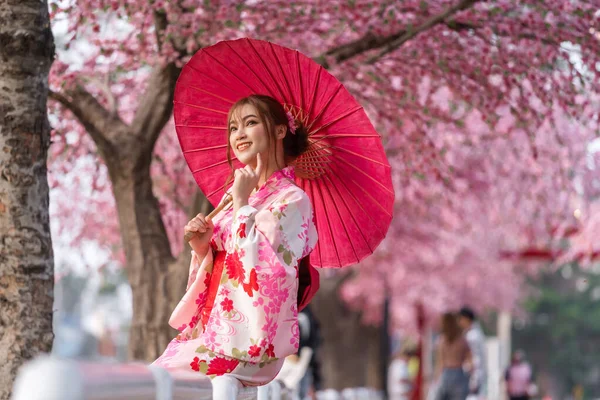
[{"x1": 285, "y1": 110, "x2": 297, "y2": 135}]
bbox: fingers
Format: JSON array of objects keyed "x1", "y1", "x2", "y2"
[
  {"x1": 254, "y1": 153, "x2": 264, "y2": 176},
  {"x1": 185, "y1": 213, "x2": 210, "y2": 233},
  {"x1": 235, "y1": 166, "x2": 254, "y2": 179}
]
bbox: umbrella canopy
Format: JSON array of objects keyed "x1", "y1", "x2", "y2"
[{"x1": 174, "y1": 38, "x2": 394, "y2": 268}]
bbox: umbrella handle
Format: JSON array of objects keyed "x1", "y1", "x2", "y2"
[{"x1": 184, "y1": 194, "x2": 232, "y2": 243}]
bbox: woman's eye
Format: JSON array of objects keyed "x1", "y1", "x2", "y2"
[
  {"x1": 230, "y1": 127, "x2": 237, "y2": 132},
  {"x1": 247, "y1": 120, "x2": 256, "y2": 126}
]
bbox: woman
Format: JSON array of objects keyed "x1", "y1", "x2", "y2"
[
  {"x1": 434, "y1": 313, "x2": 472, "y2": 400},
  {"x1": 153, "y1": 95, "x2": 318, "y2": 389}
]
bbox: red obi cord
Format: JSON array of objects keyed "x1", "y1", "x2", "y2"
[{"x1": 199, "y1": 251, "x2": 227, "y2": 330}]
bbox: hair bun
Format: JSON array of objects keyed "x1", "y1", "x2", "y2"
[{"x1": 283, "y1": 120, "x2": 309, "y2": 159}]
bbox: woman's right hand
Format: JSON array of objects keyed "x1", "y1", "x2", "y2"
[{"x1": 185, "y1": 213, "x2": 214, "y2": 257}]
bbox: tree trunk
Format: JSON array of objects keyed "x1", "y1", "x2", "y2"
[
  {"x1": 0, "y1": 0, "x2": 55, "y2": 398},
  {"x1": 104, "y1": 136, "x2": 214, "y2": 361},
  {"x1": 312, "y1": 275, "x2": 385, "y2": 390},
  {"x1": 105, "y1": 149, "x2": 177, "y2": 361}
]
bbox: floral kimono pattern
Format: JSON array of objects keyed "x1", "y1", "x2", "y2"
[{"x1": 152, "y1": 166, "x2": 318, "y2": 386}]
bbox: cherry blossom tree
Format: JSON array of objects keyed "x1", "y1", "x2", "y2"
[{"x1": 47, "y1": 1, "x2": 600, "y2": 388}]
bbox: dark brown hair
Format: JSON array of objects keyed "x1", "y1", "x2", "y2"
[{"x1": 441, "y1": 312, "x2": 462, "y2": 343}]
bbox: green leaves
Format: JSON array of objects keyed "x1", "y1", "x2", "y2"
[
  {"x1": 277, "y1": 244, "x2": 293, "y2": 265},
  {"x1": 283, "y1": 250, "x2": 292, "y2": 266},
  {"x1": 231, "y1": 348, "x2": 243, "y2": 358}
]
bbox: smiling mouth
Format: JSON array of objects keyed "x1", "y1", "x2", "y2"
[{"x1": 237, "y1": 142, "x2": 252, "y2": 151}]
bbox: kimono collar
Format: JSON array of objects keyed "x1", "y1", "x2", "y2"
[{"x1": 258, "y1": 166, "x2": 295, "y2": 191}]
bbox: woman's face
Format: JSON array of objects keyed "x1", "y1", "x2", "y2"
[{"x1": 229, "y1": 104, "x2": 271, "y2": 167}]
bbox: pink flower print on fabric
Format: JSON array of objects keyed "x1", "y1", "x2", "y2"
[
  {"x1": 202, "y1": 326, "x2": 219, "y2": 347},
  {"x1": 161, "y1": 340, "x2": 182, "y2": 361},
  {"x1": 196, "y1": 292, "x2": 208, "y2": 307},
  {"x1": 252, "y1": 297, "x2": 264, "y2": 308}
]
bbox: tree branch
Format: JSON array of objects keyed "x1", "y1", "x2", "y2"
[
  {"x1": 367, "y1": 0, "x2": 481, "y2": 64},
  {"x1": 130, "y1": 63, "x2": 180, "y2": 153},
  {"x1": 49, "y1": 86, "x2": 128, "y2": 154},
  {"x1": 154, "y1": 10, "x2": 168, "y2": 53},
  {"x1": 316, "y1": 1, "x2": 480, "y2": 68},
  {"x1": 317, "y1": 30, "x2": 407, "y2": 68}
]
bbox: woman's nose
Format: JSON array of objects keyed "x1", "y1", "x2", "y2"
[{"x1": 234, "y1": 128, "x2": 247, "y2": 140}]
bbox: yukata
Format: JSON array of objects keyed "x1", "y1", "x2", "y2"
[{"x1": 153, "y1": 166, "x2": 318, "y2": 386}]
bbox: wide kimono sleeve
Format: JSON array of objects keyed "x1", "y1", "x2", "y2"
[
  {"x1": 168, "y1": 249, "x2": 214, "y2": 332},
  {"x1": 200, "y1": 188, "x2": 317, "y2": 365}
]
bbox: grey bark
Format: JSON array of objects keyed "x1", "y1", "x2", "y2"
[{"x1": 0, "y1": 0, "x2": 55, "y2": 398}]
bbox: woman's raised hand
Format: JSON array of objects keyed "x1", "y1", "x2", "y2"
[
  {"x1": 184, "y1": 213, "x2": 214, "y2": 257},
  {"x1": 232, "y1": 153, "x2": 264, "y2": 207}
]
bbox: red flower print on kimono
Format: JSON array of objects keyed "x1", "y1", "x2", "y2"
[
  {"x1": 265, "y1": 344, "x2": 276, "y2": 358},
  {"x1": 225, "y1": 250, "x2": 245, "y2": 282},
  {"x1": 236, "y1": 223, "x2": 247, "y2": 238},
  {"x1": 248, "y1": 344, "x2": 261, "y2": 357},
  {"x1": 190, "y1": 357, "x2": 200, "y2": 371},
  {"x1": 188, "y1": 315, "x2": 199, "y2": 329},
  {"x1": 220, "y1": 297, "x2": 234, "y2": 312},
  {"x1": 242, "y1": 268, "x2": 259, "y2": 297},
  {"x1": 206, "y1": 356, "x2": 239, "y2": 376}
]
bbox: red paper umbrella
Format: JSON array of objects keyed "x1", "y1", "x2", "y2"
[{"x1": 174, "y1": 38, "x2": 393, "y2": 269}]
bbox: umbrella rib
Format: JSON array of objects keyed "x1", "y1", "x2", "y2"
[
  {"x1": 175, "y1": 124, "x2": 227, "y2": 130},
  {"x1": 330, "y1": 154, "x2": 394, "y2": 198},
  {"x1": 322, "y1": 173, "x2": 371, "y2": 256},
  {"x1": 326, "y1": 166, "x2": 388, "y2": 240},
  {"x1": 305, "y1": 179, "x2": 325, "y2": 268},
  {"x1": 306, "y1": 68, "x2": 322, "y2": 122},
  {"x1": 203, "y1": 47, "x2": 258, "y2": 94},
  {"x1": 186, "y1": 84, "x2": 236, "y2": 105},
  {"x1": 206, "y1": 180, "x2": 233, "y2": 200},
  {"x1": 312, "y1": 177, "x2": 342, "y2": 267},
  {"x1": 268, "y1": 42, "x2": 294, "y2": 103},
  {"x1": 222, "y1": 40, "x2": 278, "y2": 98},
  {"x1": 306, "y1": 83, "x2": 343, "y2": 132},
  {"x1": 329, "y1": 146, "x2": 392, "y2": 167},
  {"x1": 185, "y1": 62, "x2": 254, "y2": 98},
  {"x1": 183, "y1": 144, "x2": 228, "y2": 153},
  {"x1": 191, "y1": 158, "x2": 231, "y2": 173},
  {"x1": 295, "y1": 51, "x2": 304, "y2": 111},
  {"x1": 310, "y1": 133, "x2": 381, "y2": 141},
  {"x1": 320, "y1": 172, "x2": 361, "y2": 262},
  {"x1": 309, "y1": 106, "x2": 363, "y2": 136},
  {"x1": 173, "y1": 101, "x2": 228, "y2": 115},
  {"x1": 245, "y1": 40, "x2": 287, "y2": 101}
]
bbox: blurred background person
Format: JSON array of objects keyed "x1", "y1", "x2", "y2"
[
  {"x1": 505, "y1": 350, "x2": 533, "y2": 400},
  {"x1": 388, "y1": 346, "x2": 414, "y2": 400},
  {"x1": 458, "y1": 307, "x2": 487, "y2": 400},
  {"x1": 434, "y1": 313, "x2": 472, "y2": 400}
]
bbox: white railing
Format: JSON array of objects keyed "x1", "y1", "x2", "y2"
[{"x1": 10, "y1": 356, "x2": 288, "y2": 400}]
